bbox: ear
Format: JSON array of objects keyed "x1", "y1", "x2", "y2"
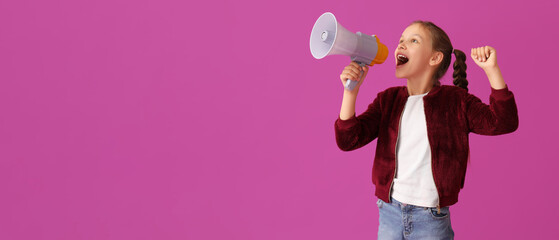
[{"x1": 429, "y1": 51, "x2": 444, "y2": 66}]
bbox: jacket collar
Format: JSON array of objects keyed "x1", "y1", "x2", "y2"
[{"x1": 400, "y1": 84, "x2": 442, "y2": 98}]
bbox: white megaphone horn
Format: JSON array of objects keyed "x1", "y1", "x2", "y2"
[{"x1": 310, "y1": 12, "x2": 389, "y2": 91}]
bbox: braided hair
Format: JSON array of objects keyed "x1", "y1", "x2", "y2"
[{"x1": 452, "y1": 49, "x2": 468, "y2": 91}]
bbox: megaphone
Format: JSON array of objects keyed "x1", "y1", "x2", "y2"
[{"x1": 310, "y1": 12, "x2": 389, "y2": 91}]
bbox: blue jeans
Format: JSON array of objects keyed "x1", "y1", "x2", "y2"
[{"x1": 376, "y1": 197, "x2": 454, "y2": 240}]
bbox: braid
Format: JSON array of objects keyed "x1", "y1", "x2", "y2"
[{"x1": 452, "y1": 49, "x2": 469, "y2": 92}]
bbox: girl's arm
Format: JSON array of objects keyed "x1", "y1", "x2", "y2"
[
  {"x1": 466, "y1": 46, "x2": 519, "y2": 135},
  {"x1": 339, "y1": 61, "x2": 368, "y2": 120},
  {"x1": 471, "y1": 46, "x2": 506, "y2": 89},
  {"x1": 335, "y1": 62, "x2": 381, "y2": 151},
  {"x1": 335, "y1": 93, "x2": 382, "y2": 151},
  {"x1": 484, "y1": 67, "x2": 506, "y2": 90}
]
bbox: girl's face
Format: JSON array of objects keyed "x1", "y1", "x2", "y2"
[{"x1": 395, "y1": 23, "x2": 438, "y2": 80}]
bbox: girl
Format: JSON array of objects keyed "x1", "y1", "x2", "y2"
[{"x1": 334, "y1": 21, "x2": 519, "y2": 240}]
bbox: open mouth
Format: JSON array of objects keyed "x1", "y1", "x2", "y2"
[{"x1": 397, "y1": 54, "x2": 409, "y2": 66}]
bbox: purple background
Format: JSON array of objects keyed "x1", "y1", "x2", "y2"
[{"x1": 1, "y1": 0, "x2": 558, "y2": 239}]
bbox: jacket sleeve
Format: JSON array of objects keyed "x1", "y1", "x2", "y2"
[
  {"x1": 334, "y1": 93, "x2": 382, "y2": 151},
  {"x1": 465, "y1": 84, "x2": 519, "y2": 135}
]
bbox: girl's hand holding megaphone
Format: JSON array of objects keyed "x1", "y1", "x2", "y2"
[{"x1": 340, "y1": 61, "x2": 369, "y2": 93}]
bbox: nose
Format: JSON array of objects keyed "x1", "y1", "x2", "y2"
[{"x1": 398, "y1": 43, "x2": 406, "y2": 50}]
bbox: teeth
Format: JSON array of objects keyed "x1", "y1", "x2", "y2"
[{"x1": 397, "y1": 54, "x2": 409, "y2": 66}]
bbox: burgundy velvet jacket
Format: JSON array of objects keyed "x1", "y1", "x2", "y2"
[{"x1": 334, "y1": 84, "x2": 518, "y2": 208}]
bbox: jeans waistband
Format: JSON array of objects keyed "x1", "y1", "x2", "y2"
[{"x1": 390, "y1": 196, "x2": 433, "y2": 210}]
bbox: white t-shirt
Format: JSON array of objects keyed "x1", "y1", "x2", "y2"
[{"x1": 391, "y1": 91, "x2": 439, "y2": 207}]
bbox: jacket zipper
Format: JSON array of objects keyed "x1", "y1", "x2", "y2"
[
  {"x1": 388, "y1": 100, "x2": 405, "y2": 203},
  {"x1": 433, "y1": 155, "x2": 441, "y2": 214},
  {"x1": 434, "y1": 168, "x2": 441, "y2": 214},
  {"x1": 425, "y1": 98, "x2": 441, "y2": 214}
]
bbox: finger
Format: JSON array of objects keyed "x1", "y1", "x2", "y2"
[
  {"x1": 488, "y1": 46, "x2": 495, "y2": 58},
  {"x1": 343, "y1": 66, "x2": 358, "y2": 76},
  {"x1": 488, "y1": 46, "x2": 495, "y2": 54},
  {"x1": 484, "y1": 46, "x2": 491, "y2": 59},
  {"x1": 345, "y1": 72, "x2": 359, "y2": 80},
  {"x1": 475, "y1": 47, "x2": 480, "y2": 61},
  {"x1": 353, "y1": 62, "x2": 366, "y2": 73},
  {"x1": 350, "y1": 63, "x2": 362, "y2": 72},
  {"x1": 471, "y1": 48, "x2": 476, "y2": 60},
  {"x1": 347, "y1": 66, "x2": 361, "y2": 75},
  {"x1": 478, "y1": 47, "x2": 484, "y2": 62},
  {"x1": 342, "y1": 70, "x2": 359, "y2": 79},
  {"x1": 472, "y1": 48, "x2": 480, "y2": 61},
  {"x1": 350, "y1": 61, "x2": 361, "y2": 69}
]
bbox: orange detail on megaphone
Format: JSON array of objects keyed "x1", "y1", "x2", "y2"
[{"x1": 370, "y1": 36, "x2": 389, "y2": 66}]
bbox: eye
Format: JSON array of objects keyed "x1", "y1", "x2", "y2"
[{"x1": 411, "y1": 39, "x2": 418, "y2": 43}]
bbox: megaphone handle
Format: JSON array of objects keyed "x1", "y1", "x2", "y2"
[{"x1": 344, "y1": 62, "x2": 367, "y2": 91}]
